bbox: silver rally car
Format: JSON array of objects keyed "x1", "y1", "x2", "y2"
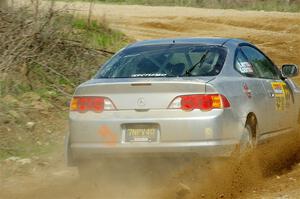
[{"x1": 65, "y1": 38, "x2": 300, "y2": 167}]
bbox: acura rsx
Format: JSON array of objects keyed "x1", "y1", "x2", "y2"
[{"x1": 65, "y1": 38, "x2": 300, "y2": 172}]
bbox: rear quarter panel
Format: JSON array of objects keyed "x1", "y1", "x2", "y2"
[{"x1": 209, "y1": 76, "x2": 267, "y2": 139}]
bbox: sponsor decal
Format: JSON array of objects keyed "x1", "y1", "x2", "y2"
[
  {"x1": 131, "y1": 73, "x2": 167, "y2": 77},
  {"x1": 243, "y1": 83, "x2": 252, "y2": 98},
  {"x1": 204, "y1": 128, "x2": 213, "y2": 139},
  {"x1": 98, "y1": 125, "x2": 117, "y2": 146},
  {"x1": 271, "y1": 82, "x2": 291, "y2": 111},
  {"x1": 272, "y1": 82, "x2": 284, "y2": 94},
  {"x1": 239, "y1": 62, "x2": 254, "y2": 74}
]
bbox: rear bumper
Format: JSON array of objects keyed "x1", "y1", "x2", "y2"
[
  {"x1": 68, "y1": 109, "x2": 244, "y2": 164},
  {"x1": 69, "y1": 109, "x2": 242, "y2": 142},
  {"x1": 70, "y1": 139, "x2": 239, "y2": 162}
]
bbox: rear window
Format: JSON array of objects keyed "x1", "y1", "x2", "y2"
[{"x1": 96, "y1": 44, "x2": 227, "y2": 78}]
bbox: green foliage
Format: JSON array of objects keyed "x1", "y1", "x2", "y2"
[{"x1": 71, "y1": 17, "x2": 128, "y2": 51}]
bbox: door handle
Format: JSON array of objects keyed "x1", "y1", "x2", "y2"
[{"x1": 268, "y1": 91, "x2": 275, "y2": 98}]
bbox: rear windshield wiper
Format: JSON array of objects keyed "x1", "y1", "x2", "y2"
[{"x1": 184, "y1": 50, "x2": 209, "y2": 76}]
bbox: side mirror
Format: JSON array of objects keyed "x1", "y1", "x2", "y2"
[{"x1": 281, "y1": 64, "x2": 299, "y2": 78}]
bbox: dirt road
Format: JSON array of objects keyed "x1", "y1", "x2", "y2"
[
  {"x1": 2, "y1": 2, "x2": 300, "y2": 199},
  {"x1": 54, "y1": 2, "x2": 300, "y2": 83},
  {"x1": 61, "y1": 3, "x2": 300, "y2": 73}
]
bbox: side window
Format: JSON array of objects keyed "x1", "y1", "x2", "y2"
[
  {"x1": 235, "y1": 49, "x2": 256, "y2": 77},
  {"x1": 240, "y1": 46, "x2": 279, "y2": 79}
]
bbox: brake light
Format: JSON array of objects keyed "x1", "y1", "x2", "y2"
[
  {"x1": 70, "y1": 96, "x2": 115, "y2": 112},
  {"x1": 168, "y1": 94, "x2": 230, "y2": 111}
]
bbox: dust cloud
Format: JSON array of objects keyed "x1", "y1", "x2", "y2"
[{"x1": 3, "y1": 136, "x2": 300, "y2": 199}]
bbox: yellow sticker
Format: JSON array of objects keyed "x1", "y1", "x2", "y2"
[
  {"x1": 271, "y1": 82, "x2": 284, "y2": 96},
  {"x1": 271, "y1": 82, "x2": 289, "y2": 111},
  {"x1": 281, "y1": 83, "x2": 292, "y2": 108},
  {"x1": 271, "y1": 82, "x2": 284, "y2": 111}
]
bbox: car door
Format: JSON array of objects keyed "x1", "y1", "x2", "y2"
[
  {"x1": 240, "y1": 45, "x2": 293, "y2": 136},
  {"x1": 234, "y1": 48, "x2": 271, "y2": 136}
]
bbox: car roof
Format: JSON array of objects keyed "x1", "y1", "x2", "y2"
[{"x1": 128, "y1": 37, "x2": 248, "y2": 48}]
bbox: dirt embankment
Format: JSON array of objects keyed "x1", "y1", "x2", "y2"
[{"x1": 1, "y1": 2, "x2": 300, "y2": 199}]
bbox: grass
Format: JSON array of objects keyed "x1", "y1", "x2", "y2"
[
  {"x1": 72, "y1": 17, "x2": 129, "y2": 51},
  {"x1": 61, "y1": 0, "x2": 300, "y2": 12}
]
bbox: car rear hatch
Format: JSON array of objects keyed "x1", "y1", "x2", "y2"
[
  {"x1": 74, "y1": 77, "x2": 216, "y2": 110},
  {"x1": 68, "y1": 77, "x2": 236, "y2": 146}
]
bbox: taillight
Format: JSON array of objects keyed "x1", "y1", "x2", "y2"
[
  {"x1": 168, "y1": 94, "x2": 230, "y2": 111},
  {"x1": 70, "y1": 96, "x2": 116, "y2": 112}
]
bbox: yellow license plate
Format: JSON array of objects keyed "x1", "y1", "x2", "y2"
[{"x1": 125, "y1": 127, "x2": 158, "y2": 142}]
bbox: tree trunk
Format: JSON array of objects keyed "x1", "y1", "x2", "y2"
[{"x1": 0, "y1": 0, "x2": 8, "y2": 8}]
